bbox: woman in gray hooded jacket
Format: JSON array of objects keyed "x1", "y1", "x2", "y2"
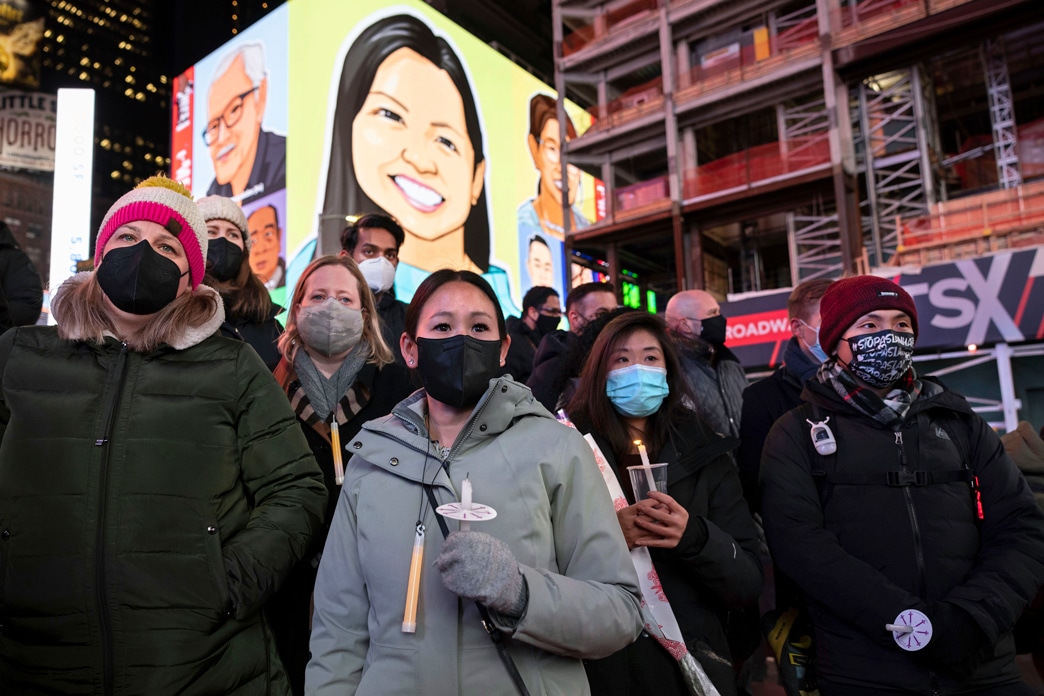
[{"x1": 306, "y1": 269, "x2": 644, "y2": 696}]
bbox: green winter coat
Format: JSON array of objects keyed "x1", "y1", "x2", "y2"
[
  {"x1": 307, "y1": 377, "x2": 645, "y2": 696},
  {"x1": 0, "y1": 274, "x2": 327, "y2": 695}
]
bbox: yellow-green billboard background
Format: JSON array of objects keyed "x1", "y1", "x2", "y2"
[{"x1": 287, "y1": 0, "x2": 600, "y2": 316}]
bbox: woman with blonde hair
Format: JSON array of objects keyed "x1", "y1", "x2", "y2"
[
  {"x1": 268, "y1": 254, "x2": 411, "y2": 695},
  {"x1": 198, "y1": 194, "x2": 283, "y2": 370},
  {"x1": 0, "y1": 176, "x2": 327, "y2": 694}
]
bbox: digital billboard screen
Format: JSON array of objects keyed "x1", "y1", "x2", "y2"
[{"x1": 171, "y1": 0, "x2": 603, "y2": 313}]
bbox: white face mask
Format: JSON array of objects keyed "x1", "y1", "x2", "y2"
[{"x1": 358, "y1": 257, "x2": 396, "y2": 294}]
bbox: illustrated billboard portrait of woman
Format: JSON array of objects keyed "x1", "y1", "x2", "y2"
[{"x1": 318, "y1": 12, "x2": 519, "y2": 318}]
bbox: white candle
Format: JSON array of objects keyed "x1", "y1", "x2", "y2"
[
  {"x1": 634, "y1": 439, "x2": 651, "y2": 467},
  {"x1": 633, "y1": 439, "x2": 657, "y2": 496},
  {"x1": 460, "y1": 478, "x2": 473, "y2": 532}
]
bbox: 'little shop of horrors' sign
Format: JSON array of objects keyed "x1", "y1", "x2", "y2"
[
  {"x1": 0, "y1": 89, "x2": 55, "y2": 171},
  {"x1": 720, "y1": 247, "x2": 1044, "y2": 368}
]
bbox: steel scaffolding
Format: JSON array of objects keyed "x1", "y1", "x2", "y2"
[
  {"x1": 983, "y1": 38, "x2": 1022, "y2": 189},
  {"x1": 787, "y1": 197, "x2": 843, "y2": 282},
  {"x1": 857, "y1": 68, "x2": 935, "y2": 265},
  {"x1": 779, "y1": 94, "x2": 844, "y2": 282}
]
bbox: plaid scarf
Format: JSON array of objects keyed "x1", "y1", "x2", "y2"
[
  {"x1": 816, "y1": 359, "x2": 922, "y2": 429},
  {"x1": 274, "y1": 347, "x2": 371, "y2": 443}
]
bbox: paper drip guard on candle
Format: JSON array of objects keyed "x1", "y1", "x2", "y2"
[{"x1": 436, "y1": 478, "x2": 497, "y2": 532}]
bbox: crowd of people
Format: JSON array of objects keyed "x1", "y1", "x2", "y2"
[{"x1": 0, "y1": 175, "x2": 1042, "y2": 696}]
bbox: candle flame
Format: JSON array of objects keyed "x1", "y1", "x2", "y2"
[{"x1": 633, "y1": 439, "x2": 642, "y2": 446}]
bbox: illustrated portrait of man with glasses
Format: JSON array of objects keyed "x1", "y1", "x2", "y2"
[
  {"x1": 517, "y1": 94, "x2": 590, "y2": 297},
  {"x1": 204, "y1": 42, "x2": 286, "y2": 205}
]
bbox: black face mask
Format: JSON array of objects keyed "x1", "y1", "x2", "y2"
[
  {"x1": 535, "y1": 313, "x2": 560, "y2": 336},
  {"x1": 843, "y1": 329, "x2": 915, "y2": 389},
  {"x1": 96, "y1": 240, "x2": 188, "y2": 315},
  {"x1": 206, "y1": 237, "x2": 243, "y2": 282},
  {"x1": 700, "y1": 314, "x2": 728, "y2": 345},
  {"x1": 414, "y1": 335, "x2": 502, "y2": 409}
]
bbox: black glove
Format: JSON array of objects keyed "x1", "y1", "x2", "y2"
[{"x1": 921, "y1": 601, "x2": 989, "y2": 681}]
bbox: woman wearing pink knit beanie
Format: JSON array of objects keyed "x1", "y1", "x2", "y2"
[{"x1": 0, "y1": 176, "x2": 327, "y2": 694}]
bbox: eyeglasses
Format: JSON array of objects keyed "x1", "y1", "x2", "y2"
[
  {"x1": 202, "y1": 87, "x2": 259, "y2": 145},
  {"x1": 539, "y1": 307, "x2": 563, "y2": 317},
  {"x1": 537, "y1": 138, "x2": 561, "y2": 164}
]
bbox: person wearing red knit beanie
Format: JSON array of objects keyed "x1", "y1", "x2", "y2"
[{"x1": 759, "y1": 274, "x2": 1044, "y2": 696}]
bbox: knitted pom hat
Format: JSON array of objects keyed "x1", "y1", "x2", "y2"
[
  {"x1": 95, "y1": 176, "x2": 208, "y2": 289},
  {"x1": 196, "y1": 195, "x2": 250, "y2": 250},
  {"x1": 819, "y1": 275, "x2": 919, "y2": 355}
]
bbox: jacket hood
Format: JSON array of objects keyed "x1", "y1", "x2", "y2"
[
  {"x1": 52, "y1": 271, "x2": 225, "y2": 351},
  {"x1": 352, "y1": 376, "x2": 553, "y2": 480}
]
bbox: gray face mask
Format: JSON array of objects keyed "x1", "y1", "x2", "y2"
[{"x1": 296, "y1": 299, "x2": 364, "y2": 356}]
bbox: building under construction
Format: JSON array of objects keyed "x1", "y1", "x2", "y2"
[{"x1": 553, "y1": 0, "x2": 1044, "y2": 426}]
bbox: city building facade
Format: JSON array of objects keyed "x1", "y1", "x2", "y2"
[{"x1": 553, "y1": 0, "x2": 1044, "y2": 425}]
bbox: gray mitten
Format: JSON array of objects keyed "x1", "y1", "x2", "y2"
[{"x1": 434, "y1": 531, "x2": 528, "y2": 617}]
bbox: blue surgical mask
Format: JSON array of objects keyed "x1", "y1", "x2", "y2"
[
  {"x1": 799, "y1": 319, "x2": 829, "y2": 363},
  {"x1": 606, "y1": 364, "x2": 669, "y2": 417}
]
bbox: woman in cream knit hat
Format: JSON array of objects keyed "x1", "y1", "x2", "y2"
[{"x1": 198, "y1": 194, "x2": 283, "y2": 370}]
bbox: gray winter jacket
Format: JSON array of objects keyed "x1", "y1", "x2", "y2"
[
  {"x1": 306, "y1": 377, "x2": 644, "y2": 696},
  {"x1": 677, "y1": 340, "x2": 748, "y2": 438}
]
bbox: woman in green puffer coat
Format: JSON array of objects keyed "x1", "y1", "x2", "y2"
[{"x1": 0, "y1": 177, "x2": 327, "y2": 694}]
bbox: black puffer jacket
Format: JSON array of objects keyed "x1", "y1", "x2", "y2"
[
  {"x1": 675, "y1": 339, "x2": 747, "y2": 438},
  {"x1": 500, "y1": 316, "x2": 541, "y2": 384},
  {"x1": 577, "y1": 417, "x2": 763, "y2": 696},
  {"x1": 526, "y1": 329, "x2": 575, "y2": 412},
  {"x1": 219, "y1": 302, "x2": 284, "y2": 371},
  {"x1": 760, "y1": 377, "x2": 1044, "y2": 694},
  {"x1": 375, "y1": 291, "x2": 408, "y2": 370},
  {"x1": 737, "y1": 337, "x2": 820, "y2": 512},
  {"x1": 0, "y1": 221, "x2": 42, "y2": 330}
]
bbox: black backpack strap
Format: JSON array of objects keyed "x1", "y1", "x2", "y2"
[
  {"x1": 810, "y1": 468, "x2": 973, "y2": 487},
  {"x1": 424, "y1": 486, "x2": 533, "y2": 696},
  {"x1": 806, "y1": 403, "x2": 836, "y2": 506},
  {"x1": 805, "y1": 404, "x2": 973, "y2": 492}
]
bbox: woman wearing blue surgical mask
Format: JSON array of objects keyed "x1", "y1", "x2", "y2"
[
  {"x1": 565, "y1": 312, "x2": 763, "y2": 696},
  {"x1": 268, "y1": 255, "x2": 411, "y2": 695},
  {"x1": 306, "y1": 269, "x2": 644, "y2": 695}
]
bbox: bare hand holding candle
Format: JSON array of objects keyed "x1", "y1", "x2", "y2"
[{"x1": 628, "y1": 440, "x2": 668, "y2": 501}]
